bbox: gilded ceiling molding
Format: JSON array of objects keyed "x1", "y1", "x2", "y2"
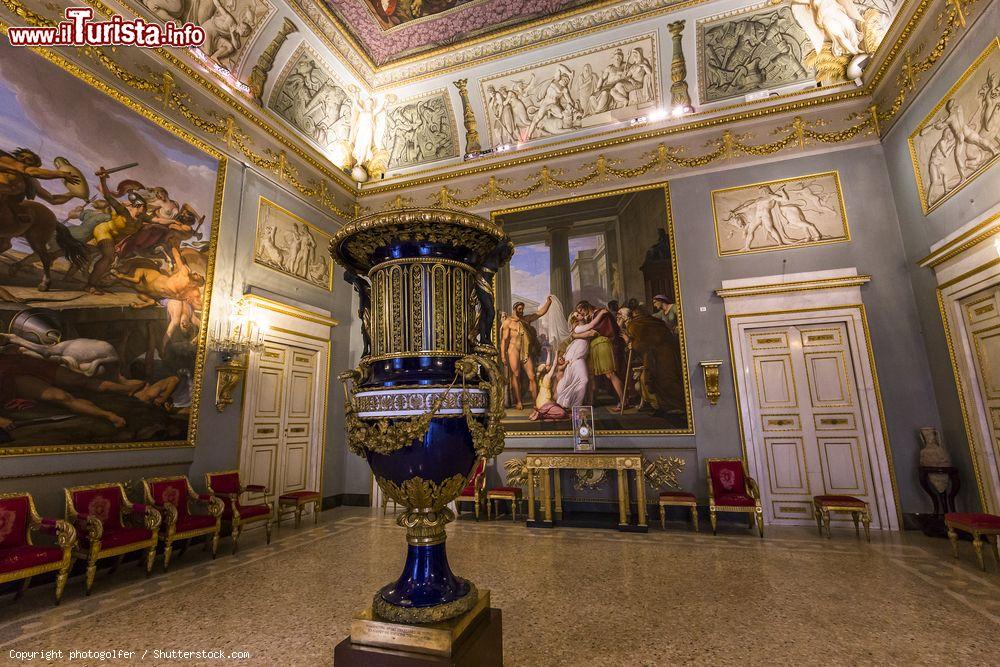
[
  {"x1": 0, "y1": 0, "x2": 353, "y2": 217},
  {"x1": 396, "y1": 113, "x2": 878, "y2": 210}
]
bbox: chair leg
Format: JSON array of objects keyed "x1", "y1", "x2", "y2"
[
  {"x1": 232, "y1": 525, "x2": 242, "y2": 554},
  {"x1": 822, "y1": 509, "x2": 832, "y2": 539},
  {"x1": 863, "y1": 511, "x2": 871, "y2": 543},
  {"x1": 55, "y1": 563, "x2": 70, "y2": 605},
  {"x1": 659, "y1": 504, "x2": 665, "y2": 530},
  {"x1": 512, "y1": 500, "x2": 518, "y2": 522},
  {"x1": 947, "y1": 527, "x2": 959, "y2": 558},
  {"x1": 852, "y1": 511, "x2": 861, "y2": 538},
  {"x1": 145, "y1": 546, "x2": 156, "y2": 576},
  {"x1": 993, "y1": 535, "x2": 1000, "y2": 564},
  {"x1": 85, "y1": 554, "x2": 98, "y2": 595},
  {"x1": 15, "y1": 576, "x2": 31, "y2": 601},
  {"x1": 814, "y1": 506, "x2": 824, "y2": 537},
  {"x1": 756, "y1": 509, "x2": 764, "y2": 538},
  {"x1": 295, "y1": 507, "x2": 303, "y2": 528},
  {"x1": 265, "y1": 520, "x2": 273, "y2": 545},
  {"x1": 314, "y1": 500, "x2": 321, "y2": 524},
  {"x1": 709, "y1": 508, "x2": 717, "y2": 535},
  {"x1": 973, "y1": 535, "x2": 985, "y2": 571},
  {"x1": 474, "y1": 500, "x2": 480, "y2": 521},
  {"x1": 163, "y1": 538, "x2": 173, "y2": 572},
  {"x1": 691, "y1": 506, "x2": 699, "y2": 532},
  {"x1": 211, "y1": 530, "x2": 220, "y2": 559}
]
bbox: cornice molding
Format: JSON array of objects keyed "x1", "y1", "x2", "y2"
[{"x1": 716, "y1": 275, "x2": 872, "y2": 299}]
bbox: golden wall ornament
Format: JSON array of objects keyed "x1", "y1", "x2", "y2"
[
  {"x1": 667, "y1": 20, "x2": 694, "y2": 113},
  {"x1": 699, "y1": 360, "x2": 723, "y2": 406},
  {"x1": 215, "y1": 358, "x2": 248, "y2": 413},
  {"x1": 643, "y1": 455, "x2": 686, "y2": 490},
  {"x1": 248, "y1": 17, "x2": 298, "y2": 104},
  {"x1": 454, "y1": 78, "x2": 482, "y2": 154}
]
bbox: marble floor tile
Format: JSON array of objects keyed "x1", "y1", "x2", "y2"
[{"x1": 0, "y1": 507, "x2": 998, "y2": 666}]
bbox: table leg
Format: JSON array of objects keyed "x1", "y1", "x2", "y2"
[
  {"x1": 635, "y1": 469, "x2": 647, "y2": 528},
  {"x1": 617, "y1": 470, "x2": 627, "y2": 527},
  {"x1": 527, "y1": 468, "x2": 536, "y2": 522},
  {"x1": 622, "y1": 472, "x2": 631, "y2": 523},
  {"x1": 542, "y1": 469, "x2": 553, "y2": 523},
  {"x1": 554, "y1": 470, "x2": 563, "y2": 520}
]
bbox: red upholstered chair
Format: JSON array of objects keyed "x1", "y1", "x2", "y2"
[
  {"x1": 945, "y1": 513, "x2": 1000, "y2": 571},
  {"x1": 455, "y1": 459, "x2": 487, "y2": 520},
  {"x1": 706, "y1": 458, "x2": 763, "y2": 537},
  {"x1": 0, "y1": 493, "x2": 76, "y2": 605},
  {"x1": 64, "y1": 483, "x2": 161, "y2": 594},
  {"x1": 143, "y1": 476, "x2": 224, "y2": 570},
  {"x1": 204, "y1": 471, "x2": 273, "y2": 554}
]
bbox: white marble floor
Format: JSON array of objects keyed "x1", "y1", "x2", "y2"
[{"x1": 1, "y1": 507, "x2": 998, "y2": 665}]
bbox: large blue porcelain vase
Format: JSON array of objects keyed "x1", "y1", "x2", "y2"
[{"x1": 330, "y1": 208, "x2": 512, "y2": 624}]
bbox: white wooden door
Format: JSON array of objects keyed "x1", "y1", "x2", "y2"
[
  {"x1": 743, "y1": 323, "x2": 875, "y2": 525},
  {"x1": 242, "y1": 336, "x2": 321, "y2": 500},
  {"x1": 961, "y1": 287, "x2": 1000, "y2": 478}
]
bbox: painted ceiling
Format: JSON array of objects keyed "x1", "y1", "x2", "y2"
[{"x1": 317, "y1": 0, "x2": 599, "y2": 65}]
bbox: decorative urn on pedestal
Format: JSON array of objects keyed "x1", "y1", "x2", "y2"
[{"x1": 330, "y1": 208, "x2": 512, "y2": 626}]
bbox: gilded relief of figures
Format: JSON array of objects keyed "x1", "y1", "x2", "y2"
[
  {"x1": 909, "y1": 40, "x2": 1000, "y2": 213},
  {"x1": 253, "y1": 198, "x2": 332, "y2": 290},
  {"x1": 139, "y1": 0, "x2": 275, "y2": 71},
  {"x1": 495, "y1": 187, "x2": 690, "y2": 435},
  {"x1": 480, "y1": 34, "x2": 659, "y2": 146},
  {"x1": 0, "y1": 43, "x2": 221, "y2": 452},
  {"x1": 384, "y1": 91, "x2": 458, "y2": 169},
  {"x1": 269, "y1": 45, "x2": 354, "y2": 156},
  {"x1": 711, "y1": 172, "x2": 850, "y2": 256},
  {"x1": 697, "y1": 3, "x2": 814, "y2": 103}
]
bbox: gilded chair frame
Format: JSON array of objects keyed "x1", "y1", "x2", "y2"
[
  {"x1": 142, "y1": 476, "x2": 224, "y2": 571},
  {"x1": 705, "y1": 457, "x2": 763, "y2": 538},
  {"x1": 204, "y1": 470, "x2": 273, "y2": 554},
  {"x1": 455, "y1": 460, "x2": 488, "y2": 521},
  {"x1": 0, "y1": 492, "x2": 77, "y2": 605},
  {"x1": 64, "y1": 483, "x2": 161, "y2": 594}
]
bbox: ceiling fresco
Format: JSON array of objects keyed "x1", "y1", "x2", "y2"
[{"x1": 318, "y1": 0, "x2": 600, "y2": 65}]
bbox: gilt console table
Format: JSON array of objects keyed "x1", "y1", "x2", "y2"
[{"x1": 525, "y1": 452, "x2": 647, "y2": 532}]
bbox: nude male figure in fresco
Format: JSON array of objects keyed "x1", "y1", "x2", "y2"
[{"x1": 500, "y1": 296, "x2": 552, "y2": 410}]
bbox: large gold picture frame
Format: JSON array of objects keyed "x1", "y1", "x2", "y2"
[
  {"x1": 0, "y1": 38, "x2": 226, "y2": 457},
  {"x1": 908, "y1": 38, "x2": 1000, "y2": 215},
  {"x1": 710, "y1": 171, "x2": 851, "y2": 256},
  {"x1": 491, "y1": 182, "x2": 693, "y2": 437}
]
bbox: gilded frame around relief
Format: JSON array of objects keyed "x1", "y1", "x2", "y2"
[
  {"x1": 253, "y1": 196, "x2": 335, "y2": 291},
  {"x1": 908, "y1": 37, "x2": 1000, "y2": 215},
  {"x1": 710, "y1": 170, "x2": 851, "y2": 257},
  {"x1": 491, "y1": 181, "x2": 694, "y2": 437},
  {"x1": 0, "y1": 39, "x2": 227, "y2": 458}
]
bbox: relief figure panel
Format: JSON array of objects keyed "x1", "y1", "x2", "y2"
[
  {"x1": 383, "y1": 90, "x2": 459, "y2": 170},
  {"x1": 908, "y1": 39, "x2": 1000, "y2": 214},
  {"x1": 480, "y1": 33, "x2": 659, "y2": 146},
  {"x1": 253, "y1": 197, "x2": 333, "y2": 290},
  {"x1": 711, "y1": 171, "x2": 850, "y2": 256},
  {"x1": 697, "y1": 2, "x2": 814, "y2": 104}
]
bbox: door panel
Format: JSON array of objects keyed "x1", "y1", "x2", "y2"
[
  {"x1": 743, "y1": 322, "x2": 877, "y2": 526},
  {"x1": 960, "y1": 288, "x2": 1000, "y2": 483}
]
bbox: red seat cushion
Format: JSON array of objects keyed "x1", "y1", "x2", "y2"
[
  {"x1": 207, "y1": 472, "x2": 241, "y2": 495},
  {"x1": 709, "y1": 460, "x2": 747, "y2": 496},
  {"x1": 174, "y1": 514, "x2": 217, "y2": 534},
  {"x1": 149, "y1": 478, "x2": 193, "y2": 520},
  {"x1": 279, "y1": 491, "x2": 320, "y2": 501},
  {"x1": 488, "y1": 487, "x2": 522, "y2": 497},
  {"x1": 0, "y1": 496, "x2": 31, "y2": 548},
  {"x1": 715, "y1": 493, "x2": 757, "y2": 507},
  {"x1": 0, "y1": 545, "x2": 63, "y2": 574},
  {"x1": 946, "y1": 513, "x2": 1000, "y2": 530},
  {"x1": 94, "y1": 526, "x2": 152, "y2": 550},
  {"x1": 659, "y1": 491, "x2": 696, "y2": 502},
  {"x1": 224, "y1": 503, "x2": 269, "y2": 521},
  {"x1": 814, "y1": 495, "x2": 866, "y2": 507}
]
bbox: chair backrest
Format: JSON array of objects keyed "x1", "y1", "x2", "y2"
[
  {"x1": 0, "y1": 493, "x2": 33, "y2": 548},
  {"x1": 206, "y1": 471, "x2": 241, "y2": 496},
  {"x1": 706, "y1": 459, "x2": 747, "y2": 496},
  {"x1": 146, "y1": 477, "x2": 192, "y2": 519},
  {"x1": 67, "y1": 484, "x2": 125, "y2": 529},
  {"x1": 462, "y1": 459, "x2": 486, "y2": 495}
]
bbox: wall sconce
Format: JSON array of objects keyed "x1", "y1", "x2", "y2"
[
  {"x1": 208, "y1": 298, "x2": 266, "y2": 412},
  {"x1": 699, "y1": 360, "x2": 723, "y2": 406}
]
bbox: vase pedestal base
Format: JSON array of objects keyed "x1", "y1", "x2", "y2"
[{"x1": 336, "y1": 590, "x2": 501, "y2": 665}]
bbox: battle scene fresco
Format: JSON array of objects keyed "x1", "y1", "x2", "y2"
[
  {"x1": 0, "y1": 43, "x2": 222, "y2": 453},
  {"x1": 494, "y1": 187, "x2": 691, "y2": 435},
  {"x1": 384, "y1": 91, "x2": 458, "y2": 170}
]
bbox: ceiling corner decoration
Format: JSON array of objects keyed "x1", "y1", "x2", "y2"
[
  {"x1": 384, "y1": 89, "x2": 460, "y2": 170},
  {"x1": 317, "y1": 0, "x2": 600, "y2": 65},
  {"x1": 480, "y1": 32, "x2": 659, "y2": 147}
]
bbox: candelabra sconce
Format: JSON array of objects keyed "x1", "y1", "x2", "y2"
[
  {"x1": 699, "y1": 360, "x2": 723, "y2": 406},
  {"x1": 209, "y1": 299, "x2": 266, "y2": 412}
]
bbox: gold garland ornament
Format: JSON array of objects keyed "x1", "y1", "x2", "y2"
[{"x1": 456, "y1": 347, "x2": 507, "y2": 460}]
